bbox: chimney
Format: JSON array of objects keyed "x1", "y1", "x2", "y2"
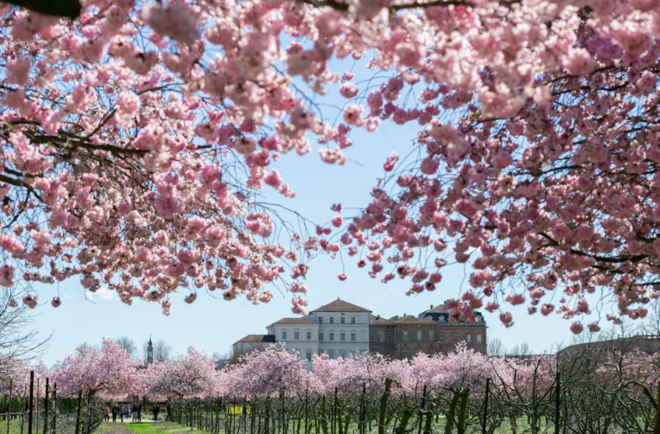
[{"x1": 430, "y1": 304, "x2": 433, "y2": 309}]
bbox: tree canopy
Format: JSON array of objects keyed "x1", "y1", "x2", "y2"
[{"x1": 0, "y1": 0, "x2": 658, "y2": 331}]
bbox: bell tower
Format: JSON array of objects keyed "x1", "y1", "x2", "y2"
[{"x1": 147, "y1": 335, "x2": 154, "y2": 365}]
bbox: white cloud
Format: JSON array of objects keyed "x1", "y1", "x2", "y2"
[{"x1": 86, "y1": 286, "x2": 115, "y2": 301}]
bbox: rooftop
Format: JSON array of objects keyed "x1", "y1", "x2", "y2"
[
  {"x1": 371, "y1": 315, "x2": 394, "y2": 325},
  {"x1": 313, "y1": 299, "x2": 372, "y2": 313},
  {"x1": 234, "y1": 334, "x2": 276, "y2": 344},
  {"x1": 270, "y1": 317, "x2": 319, "y2": 326},
  {"x1": 395, "y1": 315, "x2": 436, "y2": 324}
]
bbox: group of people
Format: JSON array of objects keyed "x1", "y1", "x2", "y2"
[{"x1": 103, "y1": 403, "x2": 171, "y2": 423}]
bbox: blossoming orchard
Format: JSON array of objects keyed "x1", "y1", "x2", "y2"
[{"x1": 4, "y1": 340, "x2": 660, "y2": 434}]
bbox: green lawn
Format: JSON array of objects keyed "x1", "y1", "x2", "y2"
[
  {"x1": 1, "y1": 419, "x2": 43, "y2": 434},
  {"x1": 95, "y1": 421, "x2": 207, "y2": 434}
]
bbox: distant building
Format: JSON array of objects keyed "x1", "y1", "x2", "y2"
[
  {"x1": 267, "y1": 317, "x2": 320, "y2": 362},
  {"x1": 306, "y1": 299, "x2": 371, "y2": 360},
  {"x1": 233, "y1": 299, "x2": 487, "y2": 363},
  {"x1": 370, "y1": 304, "x2": 487, "y2": 359},
  {"x1": 557, "y1": 333, "x2": 660, "y2": 360},
  {"x1": 146, "y1": 336, "x2": 154, "y2": 365},
  {"x1": 232, "y1": 334, "x2": 276, "y2": 361}
]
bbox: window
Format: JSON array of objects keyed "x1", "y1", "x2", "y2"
[
  {"x1": 429, "y1": 331, "x2": 434, "y2": 341},
  {"x1": 386, "y1": 333, "x2": 392, "y2": 342},
  {"x1": 282, "y1": 331, "x2": 288, "y2": 339},
  {"x1": 339, "y1": 349, "x2": 346, "y2": 358},
  {"x1": 330, "y1": 333, "x2": 335, "y2": 341},
  {"x1": 294, "y1": 331, "x2": 300, "y2": 340},
  {"x1": 351, "y1": 317, "x2": 356, "y2": 324},
  {"x1": 403, "y1": 331, "x2": 409, "y2": 341},
  {"x1": 341, "y1": 317, "x2": 345, "y2": 324},
  {"x1": 439, "y1": 334, "x2": 444, "y2": 343},
  {"x1": 307, "y1": 331, "x2": 312, "y2": 340},
  {"x1": 466, "y1": 334, "x2": 471, "y2": 343},
  {"x1": 341, "y1": 333, "x2": 346, "y2": 341},
  {"x1": 319, "y1": 317, "x2": 323, "y2": 324},
  {"x1": 372, "y1": 333, "x2": 378, "y2": 341},
  {"x1": 330, "y1": 317, "x2": 334, "y2": 324},
  {"x1": 351, "y1": 333, "x2": 356, "y2": 342},
  {"x1": 477, "y1": 334, "x2": 482, "y2": 343},
  {"x1": 452, "y1": 334, "x2": 458, "y2": 343},
  {"x1": 306, "y1": 351, "x2": 312, "y2": 361},
  {"x1": 319, "y1": 333, "x2": 324, "y2": 341},
  {"x1": 329, "y1": 349, "x2": 335, "y2": 359},
  {"x1": 417, "y1": 331, "x2": 422, "y2": 341}
]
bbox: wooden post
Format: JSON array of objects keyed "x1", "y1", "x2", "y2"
[
  {"x1": 333, "y1": 388, "x2": 338, "y2": 434},
  {"x1": 554, "y1": 371, "x2": 561, "y2": 434},
  {"x1": 244, "y1": 396, "x2": 248, "y2": 434},
  {"x1": 43, "y1": 378, "x2": 49, "y2": 434},
  {"x1": 52, "y1": 384, "x2": 57, "y2": 434},
  {"x1": 360, "y1": 384, "x2": 366, "y2": 434},
  {"x1": 305, "y1": 391, "x2": 309, "y2": 434},
  {"x1": 418, "y1": 385, "x2": 427, "y2": 434},
  {"x1": 75, "y1": 390, "x2": 82, "y2": 434},
  {"x1": 27, "y1": 371, "x2": 34, "y2": 434},
  {"x1": 482, "y1": 378, "x2": 490, "y2": 434},
  {"x1": 35, "y1": 379, "x2": 39, "y2": 434},
  {"x1": 85, "y1": 393, "x2": 92, "y2": 434},
  {"x1": 6, "y1": 378, "x2": 12, "y2": 434},
  {"x1": 280, "y1": 389, "x2": 285, "y2": 434}
]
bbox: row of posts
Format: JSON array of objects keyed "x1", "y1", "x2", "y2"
[
  {"x1": 6, "y1": 371, "x2": 58, "y2": 434},
  {"x1": 480, "y1": 372, "x2": 561, "y2": 434},
  {"x1": 10, "y1": 370, "x2": 564, "y2": 434}
]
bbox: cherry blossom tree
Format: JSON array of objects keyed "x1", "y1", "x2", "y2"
[
  {"x1": 410, "y1": 342, "x2": 492, "y2": 391},
  {"x1": 225, "y1": 346, "x2": 316, "y2": 397},
  {"x1": 311, "y1": 352, "x2": 394, "y2": 396},
  {"x1": 52, "y1": 337, "x2": 136, "y2": 398},
  {"x1": 148, "y1": 347, "x2": 221, "y2": 399},
  {"x1": 0, "y1": 0, "x2": 659, "y2": 330}
]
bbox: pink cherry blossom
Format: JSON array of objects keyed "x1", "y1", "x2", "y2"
[{"x1": 570, "y1": 322, "x2": 584, "y2": 334}]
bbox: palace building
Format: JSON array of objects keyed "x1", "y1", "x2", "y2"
[{"x1": 233, "y1": 299, "x2": 487, "y2": 364}]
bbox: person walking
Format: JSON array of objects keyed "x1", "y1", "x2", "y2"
[
  {"x1": 112, "y1": 404, "x2": 118, "y2": 422},
  {"x1": 131, "y1": 404, "x2": 137, "y2": 422},
  {"x1": 104, "y1": 406, "x2": 110, "y2": 422},
  {"x1": 119, "y1": 405, "x2": 124, "y2": 423},
  {"x1": 165, "y1": 402, "x2": 171, "y2": 422},
  {"x1": 153, "y1": 405, "x2": 160, "y2": 422},
  {"x1": 137, "y1": 404, "x2": 142, "y2": 422}
]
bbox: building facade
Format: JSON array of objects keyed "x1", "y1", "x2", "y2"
[
  {"x1": 266, "y1": 317, "x2": 320, "y2": 362},
  {"x1": 306, "y1": 299, "x2": 371, "y2": 359},
  {"x1": 233, "y1": 300, "x2": 487, "y2": 363},
  {"x1": 370, "y1": 305, "x2": 487, "y2": 359}
]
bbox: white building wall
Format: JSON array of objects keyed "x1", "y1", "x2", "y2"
[
  {"x1": 307, "y1": 311, "x2": 370, "y2": 358},
  {"x1": 266, "y1": 323, "x2": 320, "y2": 366}
]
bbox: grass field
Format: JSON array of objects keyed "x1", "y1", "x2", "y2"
[
  {"x1": 1, "y1": 418, "x2": 44, "y2": 434},
  {"x1": 95, "y1": 421, "x2": 207, "y2": 434}
]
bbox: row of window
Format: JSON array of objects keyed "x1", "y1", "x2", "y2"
[
  {"x1": 371, "y1": 331, "x2": 483, "y2": 343},
  {"x1": 282, "y1": 331, "x2": 358, "y2": 341},
  {"x1": 281, "y1": 331, "x2": 314, "y2": 340},
  {"x1": 318, "y1": 316, "x2": 357, "y2": 324},
  {"x1": 295, "y1": 349, "x2": 353, "y2": 361},
  {"x1": 322, "y1": 332, "x2": 356, "y2": 342}
]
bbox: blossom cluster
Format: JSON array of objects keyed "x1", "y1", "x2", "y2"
[{"x1": 0, "y1": 0, "x2": 659, "y2": 328}]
